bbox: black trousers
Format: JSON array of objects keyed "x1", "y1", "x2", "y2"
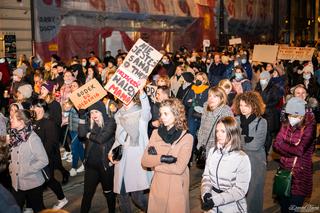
[
  {"x1": 45, "y1": 162, "x2": 65, "y2": 200},
  {"x1": 80, "y1": 163, "x2": 115, "y2": 213},
  {"x1": 278, "y1": 195, "x2": 305, "y2": 213},
  {"x1": 12, "y1": 185, "x2": 45, "y2": 213}
]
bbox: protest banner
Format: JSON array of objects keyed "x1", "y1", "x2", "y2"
[
  {"x1": 277, "y1": 46, "x2": 315, "y2": 61},
  {"x1": 229, "y1": 38, "x2": 242, "y2": 45},
  {"x1": 69, "y1": 78, "x2": 107, "y2": 110},
  {"x1": 252, "y1": 45, "x2": 279, "y2": 63},
  {"x1": 105, "y1": 38, "x2": 163, "y2": 105},
  {"x1": 146, "y1": 84, "x2": 157, "y2": 100}
]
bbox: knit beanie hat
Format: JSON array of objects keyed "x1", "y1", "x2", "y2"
[
  {"x1": 259, "y1": 71, "x2": 271, "y2": 81},
  {"x1": 88, "y1": 101, "x2": 108, "y2": 121},
  {"x1": 285, "y1": 97, "x2": 306, "y2": 116},
  {"x1": 41, "y1": 81, "x2": 55, "y2": 93},
  {"x1": 17, "y1": 84, "x2": 33, "y2": 99},
  {"x1": 182, "y1": 72, "x2": 194, "y2": 83}
]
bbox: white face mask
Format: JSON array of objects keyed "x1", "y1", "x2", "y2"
[
  {"x1": 235, "y1": 73, "x2": 243, "y2": 80},
  {"x1": 260, "y1": 79, "x2": 268, "y2": 85},
  {"x1": 241, "y1": 59, "x2": 247, "y2": 64},
  {"x1": 303, "y1": 74, "x2": 311, "y2": 80},
  {"x1": 288, "y1": 117, "x2": 302, "y2": 126},
  {"x1": 82, "y1": 62, "x2": 86, "y2": 67},
  {"x1": 90, "y1": 62, "x2": 95, "y2": 66},
  {"x1": 0, "y1": 58, "x2": 5, "y2": 63}
]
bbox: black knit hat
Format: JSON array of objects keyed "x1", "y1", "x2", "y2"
[
  {"x1": 182, "y1": 72, "x2": 194, "y2": 83},
  {"x1": 88, "y1": 101, "x2": 108, "y2": 121}
]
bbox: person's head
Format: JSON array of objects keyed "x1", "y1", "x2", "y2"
[
  {"x1": 105, "y1": 51, "x2": 111, "y2": 57},
  {"x1": 265, "y1": 63, "x2": 274, "y2": 72},
  {"x1": 13, "y1": 68, "x2": 24, "y2": 82},
  {"x1": 87, "y1": 67, "x2": 95, "y2": 77},
  {"x1": 89, "y1": 51, "x2": 95, "y2": 57},
  {"x1": 81, "y1": 58, "x2": 87, "y2": 67},
  {"x1": 16, "y1": 84, "x2": 33, "y2": 101},
  {"x1": 221, "y1": 55, "x2": 229, "y2": 65},
  {"x1": 31, "y1": 99, "x2": 48, "y2": 120},
  {"x1": 259, "y1": 71, "x2": 271, "y2": 86},
  {"x1": 215, "y1": 116, "x2": 241, "y2": 150},
  {"x1": 63, "y1": 70, "x2": 74, "y2": 85},
  {"x1": 105, "y1": 71, "x2": 115, "y2": 83},
  {"x1": 57, "y1": 63, "x2": 65, "y2": 73},
  {"x1": 71, "y1": 80, "x2": 81, "y2": 92},
  {"x1": 116, "y1": 56, "x2": 124, "y2": 66},
  {"x1": 10, "y1": 109, "x2": 32, "y2": 130},
  {"x1": 207, "y1": 86, "x2": 227, "y2": 111},
  {"x1": 107, "y1": 60, "x2": 115, "y2": 68},
  {"x1": 34, "y1": 72, "x2": 44, "y2": 87},
  {"x1": 218, "y1": 79, "x2": 232, "y2": 95},
  {"x1": 175, "y1": 65, "x2": 184, "y2": 76},
  {"x1": 159, "y1": 98, "x2": 187, "y2": 130},
  {"x1": 233, "y1": 91, "x2": 265, "y2": 117},
  {"x1": 285, "y1": 97, "x2": 306, "y2": 127},
  {"x1": 291, "y1": 84, "x2": 308, "y2": 101},
  {"x1": 194, "y1": 72, "x2": 208, "y2": 86},
  {"x1": 156, "y1": 75, "x2": 170, "y2": 87},
  {"x1": 40, "y1": 81, "x2": 55, "y2": 99},
  {"x1": 234, "y1": 65, "x2": 247, "y2": 80},
  {"x1": 88, "y1": 101, "x2": 108, "y2": 129},
  {"x1": 155, "y1": 86, "x2": 170, "y2": 102},
  {"x1": 214, "y1": 53, "x2": 221, "y2": 64},
  {"x1": 162, "y1": 55, "x2": 170, "y2": 64},
  {"x1": 9, "y1": 103, "x2": 23, "y2": 119}
]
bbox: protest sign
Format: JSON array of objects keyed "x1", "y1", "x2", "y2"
[
  {"x1": 252, "y1": 45, "x2": 279, "y2": 63},
  {"x1": 146, "y1": 84, "x2": 157, "y2": 100},
  {"x1": 69, "y1": 78, "x2": 107, "y2": 110},
  {"x1": 105, "y1": 38, "x2": 163, "y2": 105},
  {"x1": 277, "y1": 46, "x2": 315, "y2": 61},
  {"x1": 203, "y1": 39, "x2": 210, "y2": 47},
  {"x1": 229, "y1": 38, "x2": 242, "y2": 45}
]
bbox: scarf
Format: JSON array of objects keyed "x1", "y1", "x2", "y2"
[
  {"x1": 9, "y1": 123, "x2": 32, "y2": 148},
  {"x1": 191, "y1": 84, "x2": 209, "y2": 94},
  {"x1": 158, "y1": 125, "x2": 182, "y2": 144},
  {"x1": 240, "y1": 114, "x2": 256, "y2": 136}
]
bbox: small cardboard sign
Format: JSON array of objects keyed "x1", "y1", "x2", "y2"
[
  {"x1": 252, "y1": 45, "x2": 279, "y2": 63},
  {"x1": 69, "y1": 78, "x2": 107, "y2": 110},
  {"x1": 146, "y1": 84, "x2": 157, "y2": 99},
  {"x1": 229, "y1": 38, "x2": 242, "y2": 45},
  {"x1": 203, "y1": 39, "x2": 210, "y2": 47},
  {"x1": 277, "y1": 47, "x2": 315, "y2": 61},
  {"x1": 105, "y1": 38, "x2": 163, "y2": 105}
]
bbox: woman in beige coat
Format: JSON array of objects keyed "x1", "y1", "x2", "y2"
[{"x1": 141, "y1": 98, "x2": 193, "y2": 213}]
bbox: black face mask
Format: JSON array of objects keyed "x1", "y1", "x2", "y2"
[{"x1": 195, "y1": 80, "x2": 202, "y2": 86}]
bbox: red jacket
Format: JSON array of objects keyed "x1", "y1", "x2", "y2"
[{"x1": 273, "y1": 118, "x2": 315, "y2": 197}]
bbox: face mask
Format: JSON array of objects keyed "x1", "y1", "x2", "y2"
[
  {"x1": 303, "y1": 74, "x2": 311, "y2": 80},
  {"x1": 162, "y1": 59, "x2": 169, "y2": 64},
  {"x1": 195, "y1": 80, "x2": 202, "y2": 86},
  {"x1": 82, "y1": 62, "x2": 86, "y2": 67},
  {"x1": 90, "y1": 62, "x2": 95, "y2": 66},
  {"x1": 235, "y1": 73, "x2": 243, "y2": 80},
  {"x1": 260, "y1": 79, "x2": 268, "y2": 85},
  {"x1": 288, "y1": 117, "x2": 302, "y2": 126},
  {"x1": 64, "y1": 80, "x2": 72, "y2": 85},
  {"x1": 241, "y1": 59, "x2": 247, "y2": 64},
  {"x1": 13, "y1": 76, "x2": 19, "y2": 82},
  {"x1": 63, "y1": 112, "x2": 70, "y2": 117},
  {"x1": 0, "y1": 58, "x2": 5, "y2": 63}
]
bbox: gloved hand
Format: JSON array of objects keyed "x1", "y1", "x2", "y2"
[
  {"x1": 148, "y1": 146, "x2": 157, "y2": 155},
  {"x1": 201, "y1": 193, "x2": 215, "y2": 211},
  {"x1": 78, "y1": 109, "x2": 87, "y2": 119},
  {"x1": 160, "y1": 155, "x2": 177, "y2": 164},
  {"x1": 244, "y1": 136, "x2": 254, "y2": 143}
]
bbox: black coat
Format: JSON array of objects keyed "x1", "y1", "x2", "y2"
[
  {"x1": 255, "y1": 82, "x2": 281, "y2": 133},
  {"x1": 78, "y1": 116, "x2": 116, "y2": 170},
  {"x1": 208, "y1": 63, "x2": 226, "y2": 86},
  {"x1": 33, "y1": 118, "x2": 60, "y2": 165},
  {"x1": 48, "y1": 100, "x2": 62, "y2": 128}
]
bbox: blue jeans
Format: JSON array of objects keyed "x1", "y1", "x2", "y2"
[{"x1": 70, "y1": 131, "x2": 84, "y2": 169}]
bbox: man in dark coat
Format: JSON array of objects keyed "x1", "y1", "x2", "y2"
[{"x1": 208, "y1": 54, "x2": 226, "y2": 86}]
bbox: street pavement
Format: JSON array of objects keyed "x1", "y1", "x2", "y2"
[{"x1": 43, "y1": 149, "x2": 320, "y2": 213}]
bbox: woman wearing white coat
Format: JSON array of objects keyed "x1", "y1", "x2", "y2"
[
  {"x1": 109, "y1": 79, "x2": 152, "y2": 213},
  {"x1": 201, "y1": 116, "x2": 251, "y2": 213}
]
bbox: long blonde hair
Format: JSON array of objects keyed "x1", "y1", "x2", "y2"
[{"x1": 90, "y1": 110, "x2": 104, "y2": 129}]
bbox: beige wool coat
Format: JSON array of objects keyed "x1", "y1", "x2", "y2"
[{"x1": 141, "y1": 130, "x2": 193, "y2": 213}]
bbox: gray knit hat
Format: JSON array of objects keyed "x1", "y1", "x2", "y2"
[{"x1": 285, "y1": 97, "x2": 305, "y2": 116}]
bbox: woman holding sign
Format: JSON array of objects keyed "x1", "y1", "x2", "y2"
[
  {"x1": 78, "y1": 101, "x2": 116, "y2": 213},
  {"x1": 109, "y1": 79, "x2": 152, "y2": 213}
]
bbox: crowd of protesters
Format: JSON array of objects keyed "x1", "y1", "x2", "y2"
[{"x1": 0, "y1": 44, "x2": 319, "y2": 213}]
